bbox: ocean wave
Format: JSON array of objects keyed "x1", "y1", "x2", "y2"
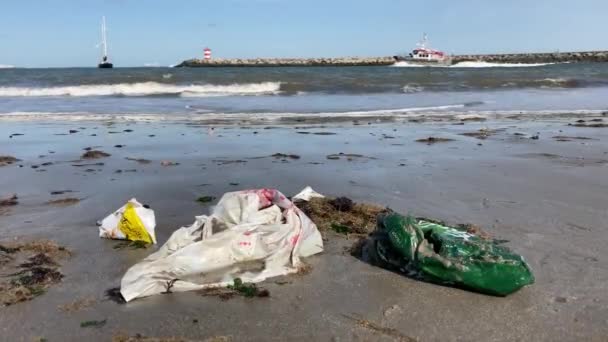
[
  {"x1": 0, "y1": 82, "x2": 282, "y2": 97},
  {"x1": 450, "y1": 61, "x2": 556, "y2": 68},
  {"x1": 0, "y1": 103, "x2": 486, "y2": 122},
  {"x1": 402, "y1": 84, "x2": 424, "y2": 93},
  {"x1": 0, "y1": 64, "x2": 15, "y2": 69},
  {"x1": 392, "y1": 61, "x2": 556, "y2": 68}
]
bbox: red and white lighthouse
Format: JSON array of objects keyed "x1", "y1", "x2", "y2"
[{"x1": 203, "y1": 47, "x2": 212, "y2": 60}]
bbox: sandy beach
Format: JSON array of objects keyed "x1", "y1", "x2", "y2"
[{"x1": 1, "y1": 114, "x2": 607, "y2": 341}]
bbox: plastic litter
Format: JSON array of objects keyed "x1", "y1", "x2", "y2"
[
  {"x1": 292, "y1": 186, "x2": 325, "y2": 201},
  {"x1": 369, "y1": 213, "x2": 534, "y2": 296},
  {"x1": 98, "y1": 198, "x2": 156, "y2": 244},
  {"x1": 120, "y1": 188, "x2": 324, "y2": 302}
]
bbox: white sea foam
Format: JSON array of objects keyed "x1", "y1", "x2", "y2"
[
  {"x1": 402, "y1": 84, "x2": 424, "y2": 93},
  {"x1": 391, "y1": 61, "x2": 428, "y2": 68},
  {"x1": 0, "y1": 64, "x2": 15, "y2": 69},
  {"x1": 538, "y1": 78, "x2": 571, "y2": 86},
  {"x1": 0, "y1": 103, "x2": 478, "y2": 122},
  {"x1": 0, "y1": 82, "x2": 282, "y2": 97},
  {"x1": 451, "y1": 61, "x2": 556, "y2": 68},
  {"x1": 392, "y1": 61, "x2": 556, "y2": 68},
  {"x1": 0, "y1": 108, "x2": 605, "y2": 124}
]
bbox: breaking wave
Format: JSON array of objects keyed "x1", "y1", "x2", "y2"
[
  {"x1": 402, "y1": 84, "x2": 424, "y2": 93},
  {"x1": 392, "y1": 61, "x2": 556, "y2": 68},
  {"x1": 451, "y1": 61, "x2": 556, "y2": 68},
  {"x1": 0, "y1": 64, "x2": 15, "y2": 69},
  {"x1": 0, "y1": 102, "x2": 486, "y2": 122},
  {"x1": 0, "y1": 82, "x2": 282, "y2": 97}
]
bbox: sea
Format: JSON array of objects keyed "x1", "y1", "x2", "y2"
[{"x1": 1, "y1": 61, "x2": 607, "y2": 122}]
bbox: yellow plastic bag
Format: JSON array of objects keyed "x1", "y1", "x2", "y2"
[
  {"x1": 99, "y1": 198, "x2": 157, "y2": 244},
  {"x1": 118, "y1": 203, "x2": 154, "y2": 243}
]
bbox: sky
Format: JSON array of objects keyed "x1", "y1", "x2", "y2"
[{"x1": 0, "y1": 0, "x2": 607, "y2": 67}]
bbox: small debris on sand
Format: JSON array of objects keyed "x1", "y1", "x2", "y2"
[
  {"x1": 112, "y1": 334, "x2": 229, "y2": 342},
  {"x1": 573, "y1": 123, "x2": 608, "y2": 128},
  {"x1": 271, "y1": 153, "x2": 301, "y2": 160},
  {"x1": 459, "y1": 129, "x2": 498, "y2": 140},
  {"x1": 552, "y1": 136, "x2": 593, "y2": 141},
  {"x1": 457, "y1": 223, "x2": 492, "y2": 240},
  {"x1": 460, "y1": 116, "x2": 487, "y2": 122},
  {"x1": 0, "y1": 156, "x2": 20, "y2": 167},
  {"x1": 160, "y1": 160, "x2": 179, "y2": 166},
  {"x1": 46, "y1": 198, "x2": 80, "y2": 206},
  {"x1": 81, "y1": 150, "x2": 111, "y2": 159},
  {"x1": 0, "y1": 194, "x2": 18, "y2": 206},
  {"x1": 383, "y1": 304, "x2": 403, "y2": 318},
  {"x1": 9, "y1": 133, "x2": 24, "y2": 138},
  {"x1": 342, "y1": 314, "x2": 417, "y2": 341},
  {"x1": 313, "y1": 132, "x2": 337, "y2": 135},
  {"x1": 113, "y1": 241, "x2": 150, "y2": 250},
  {"x1": 199, "y1": 278, "x2": 269, "y2": 300},
  {"x1": 196, "y1": 196, "x2": 216, "y2": 204},
  {"x1": 326, "y1": 153, "x2": 373, "y2": 161},
  {"x1": 80, "y1": 319, "x2": 107, "y2": 328},
  {"x1": 50, "y1": 190, "x2": 75, "y2": 195},
  {"x1": 105, "y1": 287, "x2": 126, "y2": 304},
  {"x1": 124, "y1": 129, "x2": 134, "y2": 133},
  {"x1": 114, "y1": 144, "x2": 125, "y2": 148},
  {"x1": 58, "y1": 297, "x2": 96, "y2": 313},
  {"x1": 72, "y1": 162, "x2": 104, "y2": 167},
  {"x1": 296, "y1": 263, "x2": 313, "y2": 276},
  {"x1": 212, "y1": 159, "x2": 247, "y2": 165},
  {"x1": 126, "y1": 157, "x2": 152, "y2": 165},
  {"x1": 415, "y1": 137, "x2": 454, "y2": 144}
]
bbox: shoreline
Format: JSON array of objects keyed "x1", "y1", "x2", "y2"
[{"x1": 0, "y1": 109, "x2": 606, "y2": 125}]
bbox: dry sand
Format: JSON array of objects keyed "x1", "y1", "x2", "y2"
[{"x1": 0, "y1": 117, "x2": 607, "y2": 341}]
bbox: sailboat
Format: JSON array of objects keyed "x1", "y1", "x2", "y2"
[{"x1": 98, "y1": 16, "x2": 113, "y2": 68}]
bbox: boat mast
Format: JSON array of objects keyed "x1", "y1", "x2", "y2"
[{"x1": 101, "y1": 16, "x2": 108, "y2": 59}]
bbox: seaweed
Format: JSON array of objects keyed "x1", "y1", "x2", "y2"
[
  {"x1": 80, "y1": 319, "x2": 107, "y2": 328},
  {"x1": 196, "y1": 196, "x2": 216, "y2": 204},
  {"x1": 227, "y1": 278, "x2": 269, "y2": 298},
  {"x1": 105, "y1": 287, "x2": 126, "y2": 304}
]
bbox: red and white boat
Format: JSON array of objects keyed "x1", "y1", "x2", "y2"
[{"x1": 394, "y1": 34, "x2": 452, "y2": 65}]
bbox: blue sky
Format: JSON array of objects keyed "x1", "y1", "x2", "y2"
[{"x1": 0, "y1": 0, "x2": 606, "y2": 67}]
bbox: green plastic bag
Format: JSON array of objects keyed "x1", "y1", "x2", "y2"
[{"x1": 373, "y1": 213, "x2": 534, "y2": 296}]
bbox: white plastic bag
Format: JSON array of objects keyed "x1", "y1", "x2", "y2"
[
  {"x1": 98, "y1": 198, "x2": 157, "y2": 244},
  {"x1": 120, "y1": 188, "x2": 323, "y2": 302}
]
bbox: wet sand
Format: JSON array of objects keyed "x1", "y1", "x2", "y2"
[{"x1": 1, "y1": 116, "x2": 607, "y2": 341}]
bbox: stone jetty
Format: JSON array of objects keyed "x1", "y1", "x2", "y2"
[
  {"x1": 175, "y1": 51, "x2": 608, "y2": 67},
  {"x1": 175, "y1": 57, "x2": 396, "y2": 67},
  {"x1": 453, "y1": 50, "x2": 608, "y2": 64}
]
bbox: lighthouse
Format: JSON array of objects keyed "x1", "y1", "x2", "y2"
[{"x1": 203, "y1": 47, "x2": 212, "y2": 60}]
